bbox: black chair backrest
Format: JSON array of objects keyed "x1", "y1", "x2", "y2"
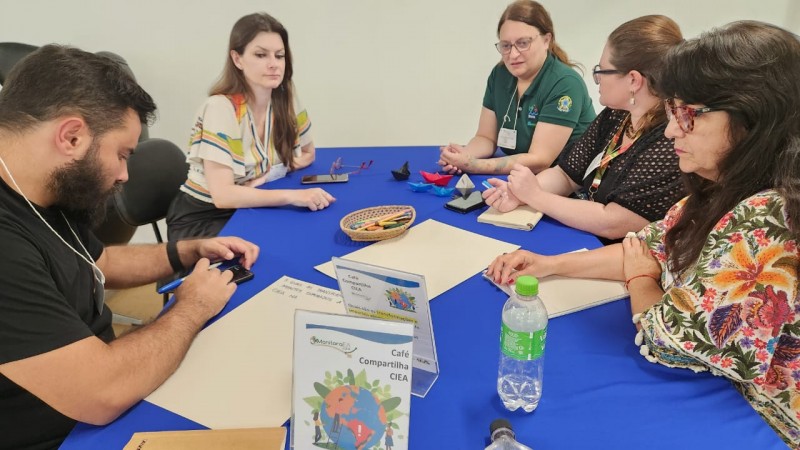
[
  {"x1": 113, "y1": 138, "x2": 188, "y2": 228},
  {"x1": 0, "y1": 42, "x2": 38, "y2": 84}
]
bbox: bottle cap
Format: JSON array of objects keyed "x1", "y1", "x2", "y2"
[
  {"x1": 489, "y1": 418, "x2": 513, "y2": 434},
  {"x1": 489, "y1": 418, "x2": 515, "y2": 441},
  {"x1": 514, "y1": 275, "x2": 538, "y2": 296}
]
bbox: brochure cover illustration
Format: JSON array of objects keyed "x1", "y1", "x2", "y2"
[{"x1": 292, "y1": 310, "x2": 413, "y2": 450}]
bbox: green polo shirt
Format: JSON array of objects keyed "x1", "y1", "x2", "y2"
[{"x1": 482, "y1": 52, "x2": 595, "y2": 155}]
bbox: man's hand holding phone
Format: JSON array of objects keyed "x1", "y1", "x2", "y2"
[
  {"x1": 174, "y1": 258, "x2": 238, "y2": 321},
  {"x1": 226, "y1": 264, "x2": 255, "y2": 284}
]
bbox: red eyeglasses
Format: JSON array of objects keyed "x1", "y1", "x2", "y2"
[
  {"x1": 664, "y1": 98, "x2": 720, "y2": 133},
  {"x1": 330, "y1": 157, "x2": 373, "y2": 178}
]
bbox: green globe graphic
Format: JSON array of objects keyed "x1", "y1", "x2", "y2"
[{"x1": 320, "y1": 385, "x2": 387, "y2": 449}]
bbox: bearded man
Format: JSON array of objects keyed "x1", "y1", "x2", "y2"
[{"x1": 0, "y1": 45, "x2": 260, "y2": 450}]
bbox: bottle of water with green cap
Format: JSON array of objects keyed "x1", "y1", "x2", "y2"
[{"x1": 497, "y1": 275, "x2": 548, "y2": 412}]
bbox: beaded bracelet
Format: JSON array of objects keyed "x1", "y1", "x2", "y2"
[{"x1": 624, "y1": 274, "x2": 659, "y2": 290}]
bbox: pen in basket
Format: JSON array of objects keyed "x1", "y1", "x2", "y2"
[{"x1": 351, "y1": 208, "x2": 413, "y2": 231}]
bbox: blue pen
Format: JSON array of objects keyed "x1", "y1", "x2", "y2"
[
  {"x1": 481, "y1": 180, "x2": 493, "y2": 190},
  {"x1": 157, "y1": 262, "x2": 223, "y2": 294}
]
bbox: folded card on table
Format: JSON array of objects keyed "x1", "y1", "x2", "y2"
[{"x1": 477, "y1": 205, "x2": 543, "y2": 231}]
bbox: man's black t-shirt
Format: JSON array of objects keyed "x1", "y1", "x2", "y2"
[{"x1": 0, "y1": 175, "x2": 113, "y2": 450}]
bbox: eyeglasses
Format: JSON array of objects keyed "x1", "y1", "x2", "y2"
[
  {"x1": 330, "y1": 157, "x2": 373, "y2": 178},
  {"x1": 664, "y1": 98, "x2": 720, "y2": 133},
  {"x1": 592, "y1": 64, "x2": 624, "y2": 85},
  {"x1": 495, "y1": 36, "x2": 540, "y2": 55}
]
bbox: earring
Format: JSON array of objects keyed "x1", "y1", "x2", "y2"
[{"x1": 629, "y1": 91, "x2": 636, "y2": 106}]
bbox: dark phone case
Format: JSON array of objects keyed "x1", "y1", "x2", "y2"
[
  {"x1": 444, "y1": 198, "x2": 486, "y2": 214},
  {"x1": 301, "y1": 174, "x2": 349, "y2": 184},
  {"x1": 226, "y1": 265, "x2": 255, "y2": 284}
]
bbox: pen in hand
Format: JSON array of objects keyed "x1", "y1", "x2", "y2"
[{"x1": 157, "y1": 262, "x2": 223, "y2": 294}]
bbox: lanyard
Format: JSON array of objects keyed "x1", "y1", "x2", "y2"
[
  {"x1": 588, "y1": 115, "x2": 636, "y2": 200},
  {"x1": 502, "y1": 82, "x2": 520, "y2": 131},
  {"x1": 246, "y1": 103, "x2": 274, "y2": 174},
  {"x1": 0, "y1": 154, "x2": 106, "y2": 313}
]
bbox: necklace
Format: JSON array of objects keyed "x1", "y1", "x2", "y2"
[{"x1": 624, "y1": 115, "x2": 643, "y2": 140}]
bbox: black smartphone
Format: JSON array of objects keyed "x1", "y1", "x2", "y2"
[
  {"x1": 301, "y1": 174, "x2": 349, "y2": 184},
  {"x1": 225, "y1": 265, "x2": 254, "y2": 284}
]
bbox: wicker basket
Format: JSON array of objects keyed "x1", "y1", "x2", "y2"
[{"x1": 340, "y1": 205, "x2": 416, "y2": 242}]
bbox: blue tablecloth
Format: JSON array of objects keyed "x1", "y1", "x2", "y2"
[{"x1": 62, "y1": 146, "x2": 784, "y2": 449}]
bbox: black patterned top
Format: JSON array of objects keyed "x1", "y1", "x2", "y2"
[{"x1": 558, "y1": 107, "x2": 685, "y2": 222}]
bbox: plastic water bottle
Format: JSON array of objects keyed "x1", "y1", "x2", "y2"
[
  {"x1": 497, "y1": 275, "x2": 548, "y2": 412},
  {"x1": 484, "y1": 418, "x2": 533, "y2": 450}
]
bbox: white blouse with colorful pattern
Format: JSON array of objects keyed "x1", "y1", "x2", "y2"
[
  {"x1": 638, "y1": 190, "x2": 800, "y2": 446},
  {"x1": 181, "y1": 92, "x2": 312, "y2": 202}
]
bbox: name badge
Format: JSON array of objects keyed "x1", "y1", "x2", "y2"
[
  {"x1": 266, "y1": 163, "x2": 288, "y2": 182},
  {"x1": 497, "y1": 128, "x2": 517, "y2": 150},
  {"x1": 583, "y1": 151, "x2": 604, "y2": 180}
]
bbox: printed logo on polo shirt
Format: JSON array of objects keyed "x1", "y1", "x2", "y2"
[
  {"x1": 527, "y1": 105, "x2": 539, "y2": 120},
  {"x1": 527, "y1": 105, "x2": 539, "y2": 126},
  {"x1": 557, "y1": 96, "x2": 573, "y2": 113}
]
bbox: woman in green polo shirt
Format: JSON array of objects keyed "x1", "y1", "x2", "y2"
[
  {"x1": 483, "y1": 16, "x2": 685, "y2": 243},
  {"x1": 439, "y1": 0, "x2": 594, "y2": 175}
]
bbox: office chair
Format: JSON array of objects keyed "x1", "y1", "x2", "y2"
[
  {"x1": 113, "y1": 137, "x2": 188, "y2": 304},
  {"x1": 0, "y1": 42, "x2": 37, "y2": 84},
  {"x1": 113, "y1": 137, "x2": 188, "y2": 242}
]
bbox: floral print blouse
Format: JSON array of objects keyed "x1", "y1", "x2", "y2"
[{"x1": 638, "y1": 190, "x2": 800, "y2": 447}]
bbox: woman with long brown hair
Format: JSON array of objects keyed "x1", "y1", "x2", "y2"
[
  {"x1": 438, "y1": 0, "x2": 595, "y2": 175},
  {"x1": 168, "y1": 12, "x2": 334, "y2": 240},
  {"x1": 488, "y1": 21, "x2": 800, "y2": 445},
  {"x1": 484, "y1": 15, "x2": 686, "y2": 242}
]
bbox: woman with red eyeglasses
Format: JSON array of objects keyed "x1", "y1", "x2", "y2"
[
  {"x1": 488, "y1": 21, "x2": 800, "y2": 446},
  {"x1": 483, "y1": 15, "x2": 685, "y2": 243}
]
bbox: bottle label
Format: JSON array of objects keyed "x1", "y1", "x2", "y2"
[{"x1": 500, "y1": 323, "x2": 546, "y2": 360}]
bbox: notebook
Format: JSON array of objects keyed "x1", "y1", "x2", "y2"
[
  {"x1": 122, "y1": 427, "x2": 285, "y2": 450},
  {"x1": 481, "y1": 249, "x2": 628, "y2": 317},
  {"x1": 482, "y1": 270, "x2": 627, "y2": 317},
  {"x1": 477, "y1": 205, "x2": 543, "y2": 231}
]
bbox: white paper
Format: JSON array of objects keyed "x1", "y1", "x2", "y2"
[
  {"x1": 316, "y1": 220, "x2": 520, "y2": 300},
  {"x1": 145, "y1": 276, "x2": 345, "y2": 429}
]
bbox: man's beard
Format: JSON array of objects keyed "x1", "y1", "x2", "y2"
[{"x1": 48, "y1": 141, "x2": 121, "y2": 228}]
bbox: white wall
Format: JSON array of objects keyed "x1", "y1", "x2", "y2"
[{"x1": 1, "y1": 1, "x2": 795, "y2": 149}]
